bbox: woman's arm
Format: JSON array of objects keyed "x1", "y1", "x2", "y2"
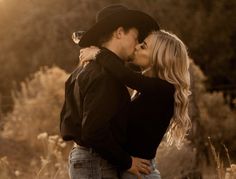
[
  {"x1": 96, "y1": 49, "x2": 172, "y2": 94},
  {"x1": 79, "y1": 47, "x2": 173, "y2": 93}
]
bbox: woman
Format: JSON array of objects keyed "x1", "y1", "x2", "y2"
[{"x1": 80, "y1": 30, "x2": 192, "y2": 178}]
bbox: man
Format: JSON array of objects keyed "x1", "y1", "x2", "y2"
[{"x1": 61, "y1": 4, "x2": 159, "y2": 179}]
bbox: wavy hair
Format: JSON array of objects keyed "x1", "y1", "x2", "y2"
[{"x1": 149, "y1": 30, "x2": 192, "y2": 149}]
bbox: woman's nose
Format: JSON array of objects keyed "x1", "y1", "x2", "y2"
[{"x1": 135, "y1": 44, "x2": 141, "y2": 50}]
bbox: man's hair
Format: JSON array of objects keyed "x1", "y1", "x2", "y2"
[{"x1": 97, "y1": 25, "x2": 137, "y2": 46}]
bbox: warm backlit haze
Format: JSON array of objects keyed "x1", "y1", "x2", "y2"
[{"x1": 0, "y1": 0, "x2": 235, "y2": 178}]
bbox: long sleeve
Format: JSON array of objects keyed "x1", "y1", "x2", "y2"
[
  {"x1": 96, "y1": 50, "x2": 174, "y2": 94},
  {"x1": 80, "y1": 71, "x2": 132, "y2": 170}
]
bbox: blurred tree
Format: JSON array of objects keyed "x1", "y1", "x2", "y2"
[
  {"x1": 1, "y1": 66, "x2": 68, "y2": 147},
  {"x1": 0, "y1": 0, "x2": 235, "y2": 112},
  {"x1": 189, "y1": 60, "x2": 236, "y2": 167},
  {"x1": 155, "y1": 0, "x2": 236, "y2": 106}
]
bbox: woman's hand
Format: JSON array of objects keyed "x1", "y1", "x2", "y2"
[
  {"x1": 79, "y1": 46, "x2": 101, "y2": 67},
  {"x1": 128, "y1": 156, "x2": 152, "y2": 178}
]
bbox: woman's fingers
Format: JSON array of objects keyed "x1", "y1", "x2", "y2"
[
  {"x1": 79, "y1": 47, "x2": 99, "y2": 62},
  {"x1": 79, "y1": 53, "x2": 83, "y2": 60},
  {"x1": 79, "y1": 49, "x2": 89, "y2": 63}
]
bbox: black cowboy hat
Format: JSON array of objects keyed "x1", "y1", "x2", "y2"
[{"x1": 79, "y1": 4, "x2": 159, "y2": 47}]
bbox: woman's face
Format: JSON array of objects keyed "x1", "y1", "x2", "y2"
[{"x1": 132, "y1": 33, "x2": 156, "y2": 68}]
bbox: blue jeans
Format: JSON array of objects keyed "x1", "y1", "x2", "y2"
[
  {"x1": 121, "y1": 159, "x2": 161, "y2": 179},
  {"x1": 68, "y1": 145, "x2": 119, "y2": 179}
]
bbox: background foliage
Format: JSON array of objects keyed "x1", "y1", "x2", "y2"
[
  {"x1": 0, "y1": 62, "x2": 235, "y2": 178},
  {"x1": 0, "y1": 0, "x2": 236, "y2": 178},
  {"x1": 0, "y1": 0, "x2": 236, "y2": 112}
]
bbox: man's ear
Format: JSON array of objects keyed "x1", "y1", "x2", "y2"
[{"x1": 114, "y1": 27, "x2": 124, "y2": 39}]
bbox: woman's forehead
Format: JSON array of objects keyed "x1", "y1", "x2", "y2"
[{"x1": 144, "y1": 34, "x2": 156, "y2": 47}]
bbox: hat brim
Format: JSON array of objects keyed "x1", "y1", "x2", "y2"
[{"x1": 79, "y1": 10, "x2": 159, "y2": 47}]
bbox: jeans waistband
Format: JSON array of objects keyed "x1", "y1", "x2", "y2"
[
  {"x1": 73, "y1": 143, "x2": 95, "y2": 153},
  {"x1": 71, "y1": 143, "x2": 118, "y2": 169}
]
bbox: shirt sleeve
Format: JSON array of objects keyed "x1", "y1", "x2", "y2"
[
  {"x1": 80, "y1": 72, "x2": 132, "y2": 170},
  {"x1": 96, "y1": 51, "x2": 174, "y2": 94}
]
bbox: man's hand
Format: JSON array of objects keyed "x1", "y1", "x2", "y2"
[{"x1": 127, "y1": 156, "x2": 152, "y2": 178}]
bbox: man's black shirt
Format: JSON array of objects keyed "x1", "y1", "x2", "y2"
[{"x1": 76, "y1": 48, "x2": 132, "y2": 170}]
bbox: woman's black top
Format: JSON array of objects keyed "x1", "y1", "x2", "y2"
[{"x1": 97, "y1": 49, "x2": 175, "y2": 159}]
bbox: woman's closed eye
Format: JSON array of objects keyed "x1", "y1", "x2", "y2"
[
  {"x1": 140, "y1": 44, "x2": 146, "y2": 49},
  {"x1": 140, "y1": 41, "x2": 148, "y2": 49}
]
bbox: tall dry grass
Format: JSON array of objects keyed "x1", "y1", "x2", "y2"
[
  {"x1": 0, "y1": 66, "x2": 72, "y2": 179},
  {"x1": 0, "y1": 64, "x2": 236, "y2": 178},
  {"x1": 156, "y1": 140, "x2": 199, "y2": 178},
  {"x1": 35, "y1": 132, "x2": 69, "y2": 179},
  {"x1": 208, "y1": 137, "x2": 236, "y2": 179},
  {"x1": 0, "y1": 134, "x2": 71, "y2": 179}
]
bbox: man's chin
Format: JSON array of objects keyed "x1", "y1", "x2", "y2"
[
  {"x1": 127, "y1": 57, "x2": 134, "y2": 62},
  {"x1": 127, "y1": 55, "x2": 135, "y2": 62},
  {"x1": 125, "y1": 62, "x2": 141, "y2": 72}
]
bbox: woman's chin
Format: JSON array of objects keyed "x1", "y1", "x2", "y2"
[{"x1": 131, "y1": 59, "x2": 138, "y2": 65}]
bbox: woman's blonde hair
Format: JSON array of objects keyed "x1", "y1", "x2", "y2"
[{"x1": 150, "y1": 30, "x2": 191, "y2": 149}]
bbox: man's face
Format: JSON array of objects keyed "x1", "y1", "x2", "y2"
[{"x1": 119, "y1": 28, "x2": 139, "y2": 61}]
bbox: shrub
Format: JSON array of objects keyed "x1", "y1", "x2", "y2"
[
  {"x1": 0, "y1": 157, "x2": 14, "y2": 179},
  {"x1": 2, "y1": 66, "x2": 68, "y2": 147},
  {"x1": 36, "y1": 132, "x2": 69, "y2": 179},
  {"x1": 189, "y1": 60, "x2": 236, "y2": 162},
  {"x1": 156, "y1": 140, "x2": 198, "y2": 179}
]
